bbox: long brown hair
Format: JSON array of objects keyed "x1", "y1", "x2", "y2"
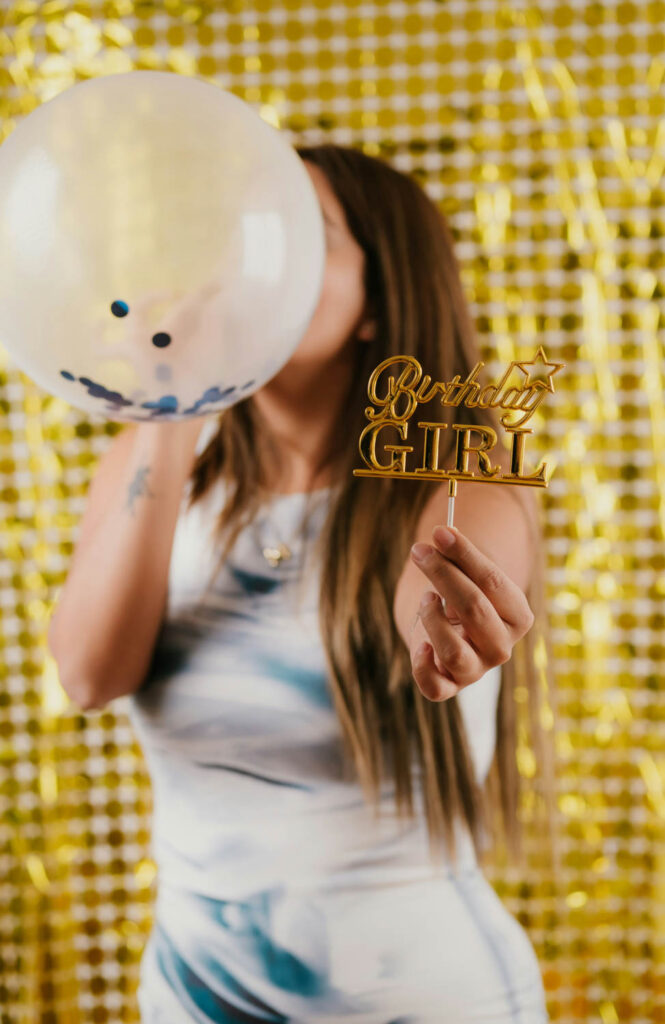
[{"x1": 185, "y1": 143, "x2": 559, "y2": 874}]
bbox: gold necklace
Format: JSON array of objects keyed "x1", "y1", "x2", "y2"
[
  {"x1": 253, "y1": 503, "x2": 306, "y2": 568},
  {"x1": 255, "y1": 487, "x2": 332, "y2": 567},
  {"x1": 262, "y1": 541, "x2": 292, "y2": 567}
]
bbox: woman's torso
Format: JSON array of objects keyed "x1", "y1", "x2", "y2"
[
  {"x1": 126, "y1": 416, "x2": 502, "y2": 900},
  {"x1": 124, "y1": 414, "x2": 548, "y2": 1022}
]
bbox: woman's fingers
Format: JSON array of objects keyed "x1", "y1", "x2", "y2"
[
  {"x1": 430, "y1": 525, "x2": 534, "y2": 633},
  {"x1": 410, "y1": 544, "x2": 513, "y2": 665},
  {"x1": 417, "y1": 590, "x2": 488, "y2": 682},
  {"x1": 409, "y1": 612, "x2": 467, "y2": 701},
  {"x1": 406, "y1": 524, "x2": 537, "y2": 701}
]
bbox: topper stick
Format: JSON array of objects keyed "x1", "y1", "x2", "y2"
[{"x1": 447, "y1": 477, "x2": 457, "y2": 528}]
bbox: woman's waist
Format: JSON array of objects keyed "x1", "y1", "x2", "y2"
[{"x1": 150, "y1": 793, "x2": 481, "y2": 903}]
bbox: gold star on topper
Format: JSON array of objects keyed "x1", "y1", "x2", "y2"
[{"x1": 514, "y1": 345, "x2": 565, "y2": 392}]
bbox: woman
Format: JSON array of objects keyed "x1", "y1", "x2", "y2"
[{"x1": 126, "y1": 144, "x2": 557, "y2": 1022}]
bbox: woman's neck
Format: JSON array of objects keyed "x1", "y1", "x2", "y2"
[{"x1": 251, "y1": 350, "x2": 354, "y2": 494}]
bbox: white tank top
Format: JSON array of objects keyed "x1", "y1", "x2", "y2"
[{"x1": 125, "y1": 415, "x2": 502, "y2": 902}]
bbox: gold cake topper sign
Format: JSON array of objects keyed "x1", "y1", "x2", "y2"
[{"x1": 353, "y1": 345, "x2": 565, "y2": 527}]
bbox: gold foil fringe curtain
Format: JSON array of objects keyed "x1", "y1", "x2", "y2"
[{"x1": 0, "y1": 1, "x2": 663, "y2": 1021}]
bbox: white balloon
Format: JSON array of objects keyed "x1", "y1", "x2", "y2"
[{"x1": 0, "y1": 70, "x2": 325, "y2": 421}]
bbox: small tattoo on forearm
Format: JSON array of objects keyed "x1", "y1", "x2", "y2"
[{"x1": 125, "y1": 465, "x2": 157, "y2": 515}]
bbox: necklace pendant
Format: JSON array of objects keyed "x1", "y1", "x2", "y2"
[{"x1": 262, "y1": 543, "x2": 292, "y2": 567}]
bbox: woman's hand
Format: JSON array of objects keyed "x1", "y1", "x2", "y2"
[{"x1": 406, "y1": 524, "x2": 535, "y2": 702}]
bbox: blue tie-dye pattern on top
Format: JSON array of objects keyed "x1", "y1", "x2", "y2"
[{"x1": 125, "y1": 415, "x2": 549, "y2": 1023}]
